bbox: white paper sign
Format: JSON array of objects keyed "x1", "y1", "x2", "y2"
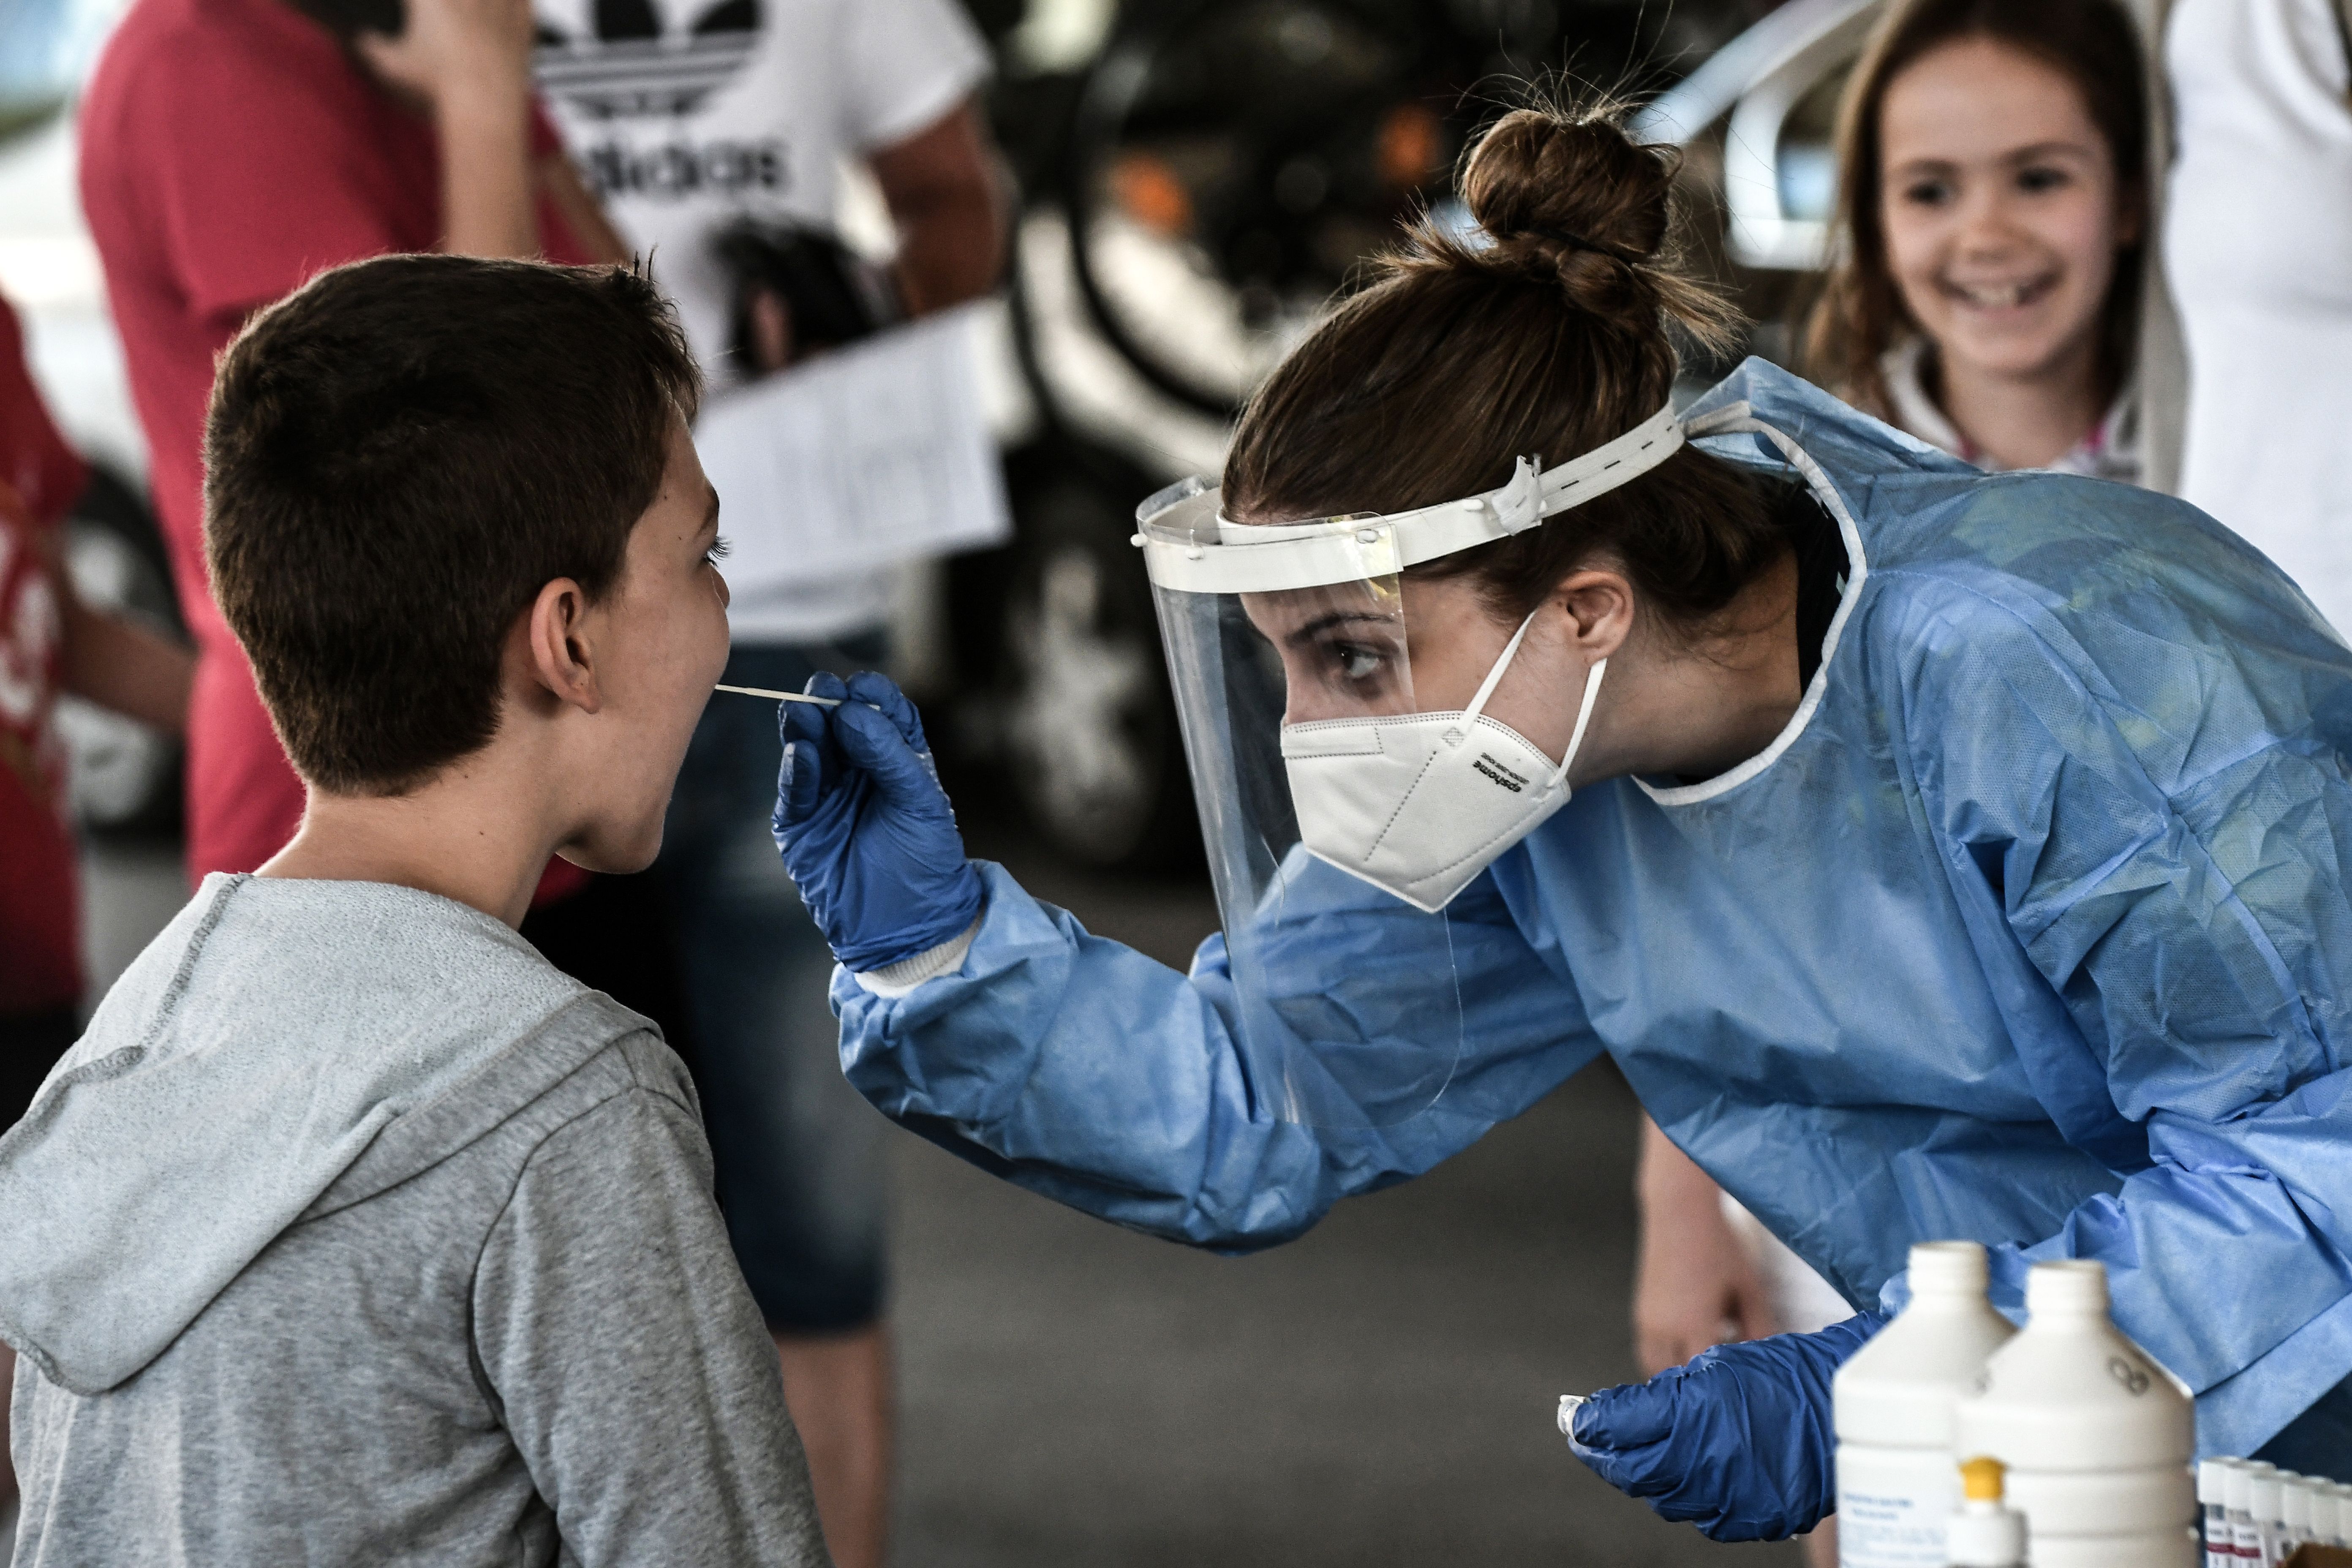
[{"x1": 692, "y1": 303, "x2": 1011, "y2": 592}]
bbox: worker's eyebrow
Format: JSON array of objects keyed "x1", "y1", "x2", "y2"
[{"x1": 1285, "y1": 611, "x2": 1397, "y2": 649}]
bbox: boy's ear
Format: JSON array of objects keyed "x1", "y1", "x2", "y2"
[{"x1": 523, "y1": 577, "x2": 603, "y2": 715}]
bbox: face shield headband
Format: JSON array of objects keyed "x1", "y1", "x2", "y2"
[{"x1": 1132, "y1": 401, "x2": 1685, "y2": 593}]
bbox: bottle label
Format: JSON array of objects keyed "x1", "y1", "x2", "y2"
[
  {"x1": 1838, "y1": 1451, "x2": 1961, "y2": 1568},
  {"x1": 2205, "y1": 1511, "x2": 2232, "y2": 1568}
]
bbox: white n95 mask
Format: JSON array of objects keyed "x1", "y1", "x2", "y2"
[{"x1": 1279, "y1": 613, "x2": 1606, "y2": 913}]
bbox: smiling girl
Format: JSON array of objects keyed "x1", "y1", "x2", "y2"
[{"x1": 1805, "y1": 0, "x2": 2148, "y2": 480}]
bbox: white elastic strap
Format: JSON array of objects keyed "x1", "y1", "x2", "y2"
[
  {"x1": 1457, "y1": 613, "x2": 1606, "y2": 791},
  {"x1": 1679, "y1": 400, "x2": 1755, "y2": 440},
  {"x1": 1461, "y1": 610, "x2": 1543, "y2": 723},
  {"x1": 1550, "y1": 657, "x2": 1607, "y2": 789}
]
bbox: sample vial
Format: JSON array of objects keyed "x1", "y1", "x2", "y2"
[
  {"x1": 2225, "y1": 1463, "x2": 2271, "y2": 1565},
  {"x1": 2282, "y1": 1474, "x2": 2316, "y2": 1559},
  {"x1": 2246, "y1": 1469, "x2": 2286, "y2": 1567},
  {"x1": 2200, "y1": 1458, "x2": 2241, "y2": 1568}
]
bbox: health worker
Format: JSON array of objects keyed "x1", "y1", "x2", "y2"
[{"x1": 769, "y1": 102, "x2": 2352, "y2": 1534}]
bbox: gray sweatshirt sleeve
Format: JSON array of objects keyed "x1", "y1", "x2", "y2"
[{"x1": 473, "y1": 1076, "x2": 830, "y2": 1567}]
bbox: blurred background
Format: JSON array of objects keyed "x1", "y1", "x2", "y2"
[{"x1": 2, "y1": 0, "x2": 1901, "y2": 1559}]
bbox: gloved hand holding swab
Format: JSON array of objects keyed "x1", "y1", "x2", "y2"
[{"x1": 768, "y1": 668, "x2": 985, "y2": 971}]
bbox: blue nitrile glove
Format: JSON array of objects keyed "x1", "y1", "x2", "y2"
[
  {"x1": 771, "y1": 670, "x2": 986, "y2": 973},
  {"x1": 1565, "y1": 1309, "x2": 1887, "y2": 1541}
]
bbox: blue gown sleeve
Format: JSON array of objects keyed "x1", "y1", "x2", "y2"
[
  {"x1": 1910, "y1": 585, "x2": 2352, "y2": 1457},
  {"x1": 833, "y1": 859, "x2": 1601, "y2": 1251}
]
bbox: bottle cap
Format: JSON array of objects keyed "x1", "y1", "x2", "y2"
[
  {"x1": 2024, "y1": 1259, "x2": 2108, "y2": 1316},
  {"x1": 2249, "y1": 1472, "x2": 2286, "y2": 1522},
  {"x1": 1911, "y1": 1240, "x2": 1991, "y2": 1296},
  {"x1": 2284, "y1": 1477, "x2": 2316, "y2": 1533},
  {"x1": 1961, "y1": 1456, "x2": 2006, "y2": 1503},
  {"x1": 2200, "y1": 1457, "x2": 2241, "y2": 1504}
]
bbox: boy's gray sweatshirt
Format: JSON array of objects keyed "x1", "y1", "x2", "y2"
[{"x1": 0, "y1": 874, "x2": 829, "y2": 1568}]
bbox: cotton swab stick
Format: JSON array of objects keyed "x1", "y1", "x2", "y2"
[{"x1": 713, "y1": 683, "x2": 842, "y2": 708}]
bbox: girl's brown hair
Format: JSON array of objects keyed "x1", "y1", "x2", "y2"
[
  {"x1": 1802, "y1": 0, "x2": 2148, "y2": 418},
  {"x1": 1222, "y1": 100, "x2": 1791, "y2": 637}
]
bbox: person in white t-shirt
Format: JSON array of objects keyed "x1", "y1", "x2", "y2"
[
  {"x1": 530, "y1": 4, "x2": 1003, "y2": 1563},
  {"x1": 2163, "y1": 0, "x2": 2352, "y2": 635}
]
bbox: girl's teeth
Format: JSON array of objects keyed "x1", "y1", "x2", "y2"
[{"x1": 1962, "y1": 282, "x2": 2028, "y2": 307}]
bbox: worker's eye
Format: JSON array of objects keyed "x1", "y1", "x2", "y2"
[
  {"x1": 1899, "y1": 176, "x2": 1954, "y2": 208},
  {"x1": 705, "y1": 535, "x2": 732, "y2": 566},
  {"x1": 1327, "y1": 641, "x2": 1388, "y2": 686},
  {"x1": 2015, "y1": 163, "x2": 2073, "y2": 195}
]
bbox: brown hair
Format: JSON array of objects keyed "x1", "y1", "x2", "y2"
[
  {"x1": 207, "y1": 253, "x2": 701, "y2": 795},
  {"x1": 1802, "y1": 0, "x2": 2148, "y2": 418},
  {"x1": 1223, "y1": 99, "x2": 1790, "y2": 636}
]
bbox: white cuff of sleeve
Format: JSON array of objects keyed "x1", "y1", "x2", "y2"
[{"x1": 852, "y1": 918, "x2": 983, "y2": 998}]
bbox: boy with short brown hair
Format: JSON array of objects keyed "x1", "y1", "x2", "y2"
[{"x1": 0, "y1": 253, "x2": 826, "y2": 1567}]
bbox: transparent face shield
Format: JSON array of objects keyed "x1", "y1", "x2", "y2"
[{"x1": 1134, "y1": 404, "x2": 1684, "y2": 1127}]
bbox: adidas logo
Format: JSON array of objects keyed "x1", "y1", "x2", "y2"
[{"x1": 534, "y1": 0, "x2": 761, "y2": 119}]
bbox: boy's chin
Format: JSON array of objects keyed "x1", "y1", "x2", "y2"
[{"x1": 555, "y1": 822, "x2": 664, "y2": 877}]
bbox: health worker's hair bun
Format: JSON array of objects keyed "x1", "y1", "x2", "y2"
[
  {"x1": 1222, "y1": 88, "x2": 1768, "y2": 641},
  {"x1": 1451, "y1": 105, "x2": 1701, "y2": 333}
]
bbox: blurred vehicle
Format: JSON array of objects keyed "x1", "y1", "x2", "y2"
[
  {"x1": 1627, "y1": 0, "x2": 1882, "y2": 370},
  {"x1": 0, "y1": 0, "x2": 184, "y2": 838},
  {"x1": 953, "y1": 0, "x2": 1761, "y2": 873}
]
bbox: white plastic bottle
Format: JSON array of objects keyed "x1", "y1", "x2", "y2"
[
  {"x1": 1947, "y1": 1456, "x2": 2029, "y2": 1567},
  {"x1": 2331, "y1": 1482, "x2": 2352, "y2": 1549},
  {"x1": 1833, "y1": 1241, "x2": 2017, "y2": 1568},
  {"x1": 1952, "y1": 1260, "x2": 2197, "y2": 1567}
]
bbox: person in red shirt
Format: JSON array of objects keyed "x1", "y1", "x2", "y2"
[
  {"x1": 77, "y1": 0, "x2": 626, "y2": 887},
  {"x1": 0, "y1": 288, "x2": 192, "y2": 1514}
]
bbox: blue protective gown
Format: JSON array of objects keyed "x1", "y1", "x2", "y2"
[{"x1": 838, "y1": 360, "x2": 2352, "y2": 1464}]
